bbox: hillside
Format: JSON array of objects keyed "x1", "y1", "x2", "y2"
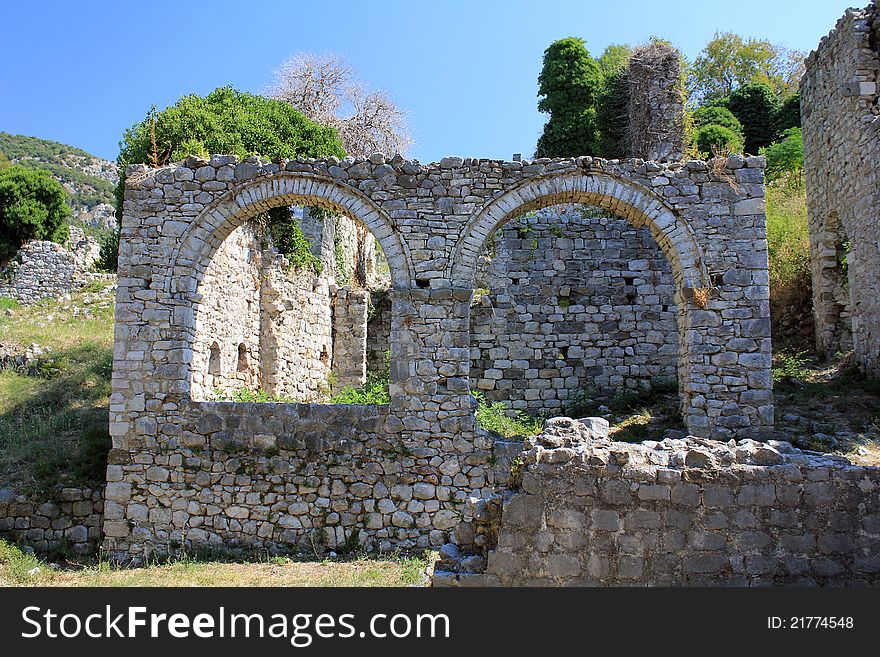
[{"x1": 0, "y1": 132, "x2": 117, "y2": 231}]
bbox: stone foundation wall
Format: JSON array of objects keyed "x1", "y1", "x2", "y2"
[
  {"x1": 471, "y1": 206, "x2": 678, "y2": 413},
  {"x1": 802, "y1": 1, "x2": 880, "y2": 373},
  {"x1": 434, "y1": 418, "x2": 880, "y2": 586},
  {"x1": 0, "y1": 487, "x2": 104, "y2": 555}
]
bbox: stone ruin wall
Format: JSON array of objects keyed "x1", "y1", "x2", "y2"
[
  {"x1": 0, "y1": 226, "x2": 108, "y2": 303},
  {"x1": 191, "y1": 214, "x2": 379, "y2": 402},
  {"x1": 434, "y1": 418, "x2": 880, "y2": 586},
  {"x1": 471, "y1": 206, "x2": 678, "y2": 413},
  {"x1": 0, "y1": 486, "x2": 104, "y2": 556},
  {"x1": 104, "y1": 151, "x2": 772, "y2": 561},
  {"x1": 801, "y1": 1, "x2": 880, "y2": 374},
  {"x1": 628, "y1": 43, "x2": 686, "y2": 162}
]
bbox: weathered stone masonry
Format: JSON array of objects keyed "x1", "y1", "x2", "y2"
[
  {"x1": 106, "y1": 152, "x2": 772, "y2": 560},
  {"x1": 434, "y1": 418, "x2": 880, "y2": 586},
  {"x1": 802, "y1": 1, "x2": 880, "y2": 374}
]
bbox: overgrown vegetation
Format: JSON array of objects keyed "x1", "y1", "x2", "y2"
[
  {"x1": 0, "y1": 165, "x2": 71, "y2": 262},
  {"x1": 0, "y1": 283, "x2": 115, "y2": 497},
  {"x1": 473, "y1": 391, "x2": 542, "y2": 438},
  {"x1": 115, "y1": 87, "x2": 346, "y2": 269},
  {"x1": 329, "y1": 368, "x2": 391, "y2": 405}
]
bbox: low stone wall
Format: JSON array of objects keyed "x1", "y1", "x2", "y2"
[
  {"x1": 0, "y1": 487, "x2": 104, "y2": 555},
  {"x1": 434, "y1": 418, "x2": 880, "y2": 586},
  {"x1": 102, "y1": 400, "x2": 498, "y2": 562}
]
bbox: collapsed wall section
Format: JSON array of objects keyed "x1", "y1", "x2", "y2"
[{"x1": 434, "y1": 418, "x2": 880, "y2": 586}]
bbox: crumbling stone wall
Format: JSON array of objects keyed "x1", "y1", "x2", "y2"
[
  {"x1": 106, "y1": 152, "x2": 771, "y2": 560},
  {"x1": 0, "y1": 231, "x2": 107, "y2": 303},
  {"x1": 0, "y1": 486, "x2": 103, "y2": 555},
  {"x1": 471, "y1": 205, "x2": 678, "y2": 413},
  {"x1": 628, "y1": 43, "x2": 686, "y2": 162},
  {"x1": 434, "y1": 418, "x2": 880, "y2": 586},
  {"x1": 802, "y1": 1, "x2": 880, "y2": 373}
]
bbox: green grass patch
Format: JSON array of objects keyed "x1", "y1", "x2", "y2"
[
  {"x1": 0, "y1": 538, "x2": 431, "y2": 587},
  {"x1": 0, "y1": 285, "x2": 115, "y2": 496},
  {"x1": 473, "y1": 391, "x2": 542, "y2": 438},
  {"x1": 329, "y1": 369, "x2": 390, "y2": 405}
]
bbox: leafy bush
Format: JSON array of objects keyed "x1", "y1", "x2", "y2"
[
  {"x1": 0, "y1": 165, "x2": 70, "y2": 260},
  {"x1": 762, "y1": 127, "x2": 803, "y2": 185},
  {"x1": 775, "y1": 92, "x2": 801, "y2": 134},
  {"x1": 692, "y1": 105, "x2": 743, "y2": 135},
  {"x1": 329, "y1": 370, "x2": 390, "y2": 405},
  {"x1": 695, "y1": 123, "x2": 744, "y2": 156},
  {"x1": 772, "y1": 349, "x2": 811, "y2": 382},
  {"x1": 116, "y1": 86, "x2": 346, "y2": 221},
  {"x1": 97, "y1": 230, "x2": 119, "y2": 272},
  {"x1": 473, "y1": 391, "x2": 542, "y2": 438},
  {"x1": 726, "y1": 82, "x2": 781, "y2": 154}
]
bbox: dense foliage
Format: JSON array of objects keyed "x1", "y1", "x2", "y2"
[
  {"x1": 116, "y1": 86, "x2": 345, "y2": 268},
  {"x1": 762, "y1": 127, "x2": 804, "y2": 185},
  {"x1": 0, "y1": 166, "x2": 70, "y2": 261},
  {"x1": 535, "y1": 37, "x2": 603, "y2": 157},
  {"x1": 689, "y1": 31, "x2": 804, "y2": 101},
  {"x1": 692, "y1": 105, "x2": 743, "y2": 135},
  {"x1": 775, "y1": 92, "x2": 801, "y2": 133},
  {"x1": 725, "y1": 82, "x2": 782, "y2": 154},
  {"x1": 695, "y1": 123, "x2": 744, "y2": 156}
]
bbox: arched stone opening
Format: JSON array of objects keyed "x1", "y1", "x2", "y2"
[
  {"x1": 450, "y1": 172, "x2": 710, "y2": 437},
  {"x1": 169, "y1": 173, "x2": 411, "y2": 402}
]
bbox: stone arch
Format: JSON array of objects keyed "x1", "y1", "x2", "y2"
[
  {"x1": 448, "y1": 171, "x2": 711, "y2": 436},
  {"x1": 449, "y1": 172, "x2": 708, "y2": 289},
  {"x1": 165, "y1": 172, "x2": 413, "y2": 297}
]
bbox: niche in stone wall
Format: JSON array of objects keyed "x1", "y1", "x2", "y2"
[
  {"x1": 189, "y1": 203, "x2": 393, "y2": 403},
  {"x1": 469, "y1": 203, "x2": 684, "y2": 440}
]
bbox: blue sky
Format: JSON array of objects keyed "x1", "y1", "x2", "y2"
[{"x1": 0, "y1": 0, "x2": 854, "y2": 164}]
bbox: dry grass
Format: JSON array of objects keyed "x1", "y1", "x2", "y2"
[{"x1": 0, "y1": 540, "x2": 431, "y2": 587}]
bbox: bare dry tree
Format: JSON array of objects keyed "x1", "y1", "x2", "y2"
[{"x1": 269, "y1": 53, "x2": 413, "y2": 158}]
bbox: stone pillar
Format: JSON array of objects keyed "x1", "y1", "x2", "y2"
[
  {"x1": 332, "y1": 287, "x2": 369, "y2": 388},
  {"x1": 628, "y1": 43, "x2": 686, "y2": 162}
]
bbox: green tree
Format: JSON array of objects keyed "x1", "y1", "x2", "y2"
[
  {"x1": 762, "y1": 127, "x2": 803, "y2": 185},
  {"x1": 0, "y1": 165, "x2": 70, "y2": 260},
  {"x1": 692, "y1": 105, "x2": 743, "y2": 136},
  {"x1": 695, "y1": 124, "x2": 744, "y2": 156},
  {"x1": 115, "y1": 86, "x2": 345, "y2": 271},
  {"x1": 595, "y1": 44, "x2": 632, "y2": 158},
  {"x1": 0, "y1": 150, "x2": 10, "y2": 170},
  {"x1": 691, "y1": 32, "x2": 804, "y2": 101},
  {"x1": 535, "y1": 37, "x2": 603, "y2": 157},
  {"x1": 726, "y1": 82, "x2": 781, "y2": 154},
  {"x1": 775, "y1": 92, "x2": 801, "y2": 134}
]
